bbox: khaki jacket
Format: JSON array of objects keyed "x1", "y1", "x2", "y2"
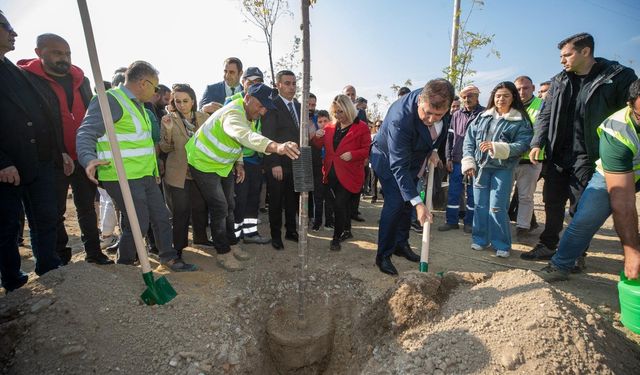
[{"x1": 159, "y1": 111, "x2": 209, "y2": 188}]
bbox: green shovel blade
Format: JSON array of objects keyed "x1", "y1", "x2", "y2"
[
  {"x1": 419, "y1": 262, "x2": 429, "y2": 272},
  {"x1": 140, "y1": 272, "x2": 177, "y2": 305}
]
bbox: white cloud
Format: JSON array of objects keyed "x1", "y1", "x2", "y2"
[{"x1": 629, "y1": 35, "x2": 640, "y2": 44}]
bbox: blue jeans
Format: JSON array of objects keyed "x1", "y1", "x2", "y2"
[
  {"x1": 552, "y1": 172, "x2": 610, "y2": 271},
  {"x1": 472, "y1": 168, "x2": 513, "y2": 251},
  {"x1": 446, "y1": 162, "x2": 474, "y2": 225},
  {"x1": 1, "y1": 161, "x2": 61, "y2": 291}
]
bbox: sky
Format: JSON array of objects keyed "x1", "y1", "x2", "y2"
[{"x1": 2, "y1": 0, "x2": 639, "y2": 119}]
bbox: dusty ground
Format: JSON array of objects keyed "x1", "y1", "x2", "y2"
[{"x1": 1, "y1": 181, "x2": 639, "y2": 374}]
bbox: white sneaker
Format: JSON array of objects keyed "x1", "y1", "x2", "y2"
[
  {"x1": 100, "y1": 235, "x2": 118, "y2": 249},
  {"x1": 471, "y1": 243, "x2": 487, "y2": 251},
  {"x1": 496, "y1": 250, "x2": 510, "y2": 258}
]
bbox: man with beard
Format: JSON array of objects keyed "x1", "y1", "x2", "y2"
[
  {"x1": 1, "y1": 12, "x2": 68, "y2": 292},
  {"x1": 19, "y1": 33, "x2": 113, "y2": 265}
]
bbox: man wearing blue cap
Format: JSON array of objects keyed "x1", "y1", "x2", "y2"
[{"x1": 186, "y1": 83, "x2": 300, "y2": 271}]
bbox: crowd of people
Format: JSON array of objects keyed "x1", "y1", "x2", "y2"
[{"x1": 1, "y1": 6, "x2": 639, "y2": 294}]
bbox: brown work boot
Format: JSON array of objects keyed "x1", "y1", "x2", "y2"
[
  {"x1": 231, "y1": 244, "x2": 251, "y2": 261},
  {"x1": 217, "y1": 252, "x2": 245, "y2": 271}
]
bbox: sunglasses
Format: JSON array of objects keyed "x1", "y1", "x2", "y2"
[
  {"x1": 0, "y1": 22, "x2": 15, "y2": 33},
  {"x1": 145, "y1": 79, "x2": 159, "y2": 93}
]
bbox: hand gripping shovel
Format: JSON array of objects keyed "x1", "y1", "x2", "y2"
[
  {"x1": 77, "y1": 0, "x2": 176, "y2": 305},
  {"x1": 419, "y1": 161, "x2": 435, "y2": 272}
]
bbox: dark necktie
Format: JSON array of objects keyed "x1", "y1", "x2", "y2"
[
  {"x1": 288, "y1": 102, "x2": 299, "y2": 127},
  {"x1": 230, "y1": 86, "x2": 236, "y2": 95}
]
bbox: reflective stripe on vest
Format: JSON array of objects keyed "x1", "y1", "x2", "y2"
[
  {"x1": 596, "y1": 107, "x2": 640, "y2": 182},
  {"x1": 522, "y1": 96, "x2": 545, "y2": 161},
  {"x1": 185, "y1": 97, "x2": 246, "y2": 176},
  {"x1": 96, "y1": 88, "x2": 157, "y2": 181}
]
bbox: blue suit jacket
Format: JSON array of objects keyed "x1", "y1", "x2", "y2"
[
  {"x1": 370, "y1": 88, "x2": 449, "y2": 202},
  {"x1": 199, "y1": 81, "x2": 226, "y2": 109}
]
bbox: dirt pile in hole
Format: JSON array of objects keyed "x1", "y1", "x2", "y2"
[
  {"x1": 359, "y1": 269, "x2": 640, "y2": 374},
  {"x1": 0, "y1": 262, "x2": 371, "y2": 375}
]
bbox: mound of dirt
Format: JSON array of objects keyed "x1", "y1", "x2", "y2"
[
  {"x1": 1, "y1": 262, "x2": 638, "y2": 375},
  {"x1": 359, "y1": 269, "x2": 640, "y2": 374}
]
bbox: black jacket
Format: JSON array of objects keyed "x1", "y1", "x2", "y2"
[
  {"x1": 0, "y1": 59, "x2": 65, "y2": 184},
  {"x1": 531, "y1": 57, "x2": 637, "y2": 166},
  {"x1": 261, "y1": 96, "x2": 301, "y2": 172}
]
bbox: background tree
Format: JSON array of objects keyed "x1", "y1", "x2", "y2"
[
  {"x1": 240, "y1": 0, "x2": 291, "y2": 85},
  {"x1": 443, "y1": 0, "x2": 500, "y2": 91}
]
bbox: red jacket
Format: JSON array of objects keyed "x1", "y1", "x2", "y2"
[
  {"x1": 18, "y1": 58, "x2": 90, "y2": 160},
  {"x1": 312, "y1": 120, "x2": 371, "y2": 193}
]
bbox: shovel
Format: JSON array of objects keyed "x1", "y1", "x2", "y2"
[
  {"x1": 419, "y1": 160, "x2": 436, "y2": 272},
  {"x1": 77, "y1": 0, "x2": 176, "y2": 305}
]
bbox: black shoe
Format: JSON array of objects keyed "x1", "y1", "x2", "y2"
[
  {"x1": 410, "y1": 220, "x2": 423, "y2": 234},
  {"x1": 378, "y1": 256, "x2": 398, "y2": 276},
  {"x1": 352, "y1": 215, "x2": 365, "y2": 222},
  {"x1": 394, "y1": 244, "x2": 420, "y2": 263},
  {"x1": 339, "y1": 231, "x2": 353, "y2": 242},
  {"x1": 86, "y1": 253, "x2": 114, "y2": 265},
  {"x1": 329, "y1": 239, "x2": 341, "y2": 251},
  {"x1": 285, "y1": 232, "x2": 299, "y2": 242},
  {"x1": 58, "y1": 246, "x2": 72, "y2": 266},
  {"x1": 571, "y1": 255, "x2": 586, "y2": 274},
  {"x1": 271, "y1": 238, "x2": 284, "y2": 250},
  {"x1": 463, "y1": 224, "x2": 472, "y2": 234},
  {"x1": 520, "y1": 243, "x2": 556, "y2": 261},
  {"x1": 259, "y1": 207, "x2": 268, "y2": 213},
  {"x1": 243, "y1": 234, "x2": 271, "y2": 245},
  {"x1": 149, "y1": 246, "x2": 159, "y2": 255},
  {"x1": 193, "y1": 240, "x2": 214, "y2": 248},
  {"x1": 324, "y1": 223, "x2": 334, "y2": 230},
  {"x1": 311, "y1": 223, "x2": 321, "y2": 232},
  {"x1": 163, "y1": 258, "x2": 197, "y2": 272},
  {"x1": 438, "y1": 223, "x2": 459, "y2": 232}
]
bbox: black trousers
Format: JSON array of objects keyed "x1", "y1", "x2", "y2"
[
  {"x1": 234, "y1": 162, "x2": 263, "y2": 237},
  {"x1": 539, "y1": 163, "x2": 593, "y2": 249},
  {"x1": 328, "y1": 178, "x2": 353, "y2": 240},
  {"x1": 189, "y1": 177, "x2": 213, "y2": 243},
  {"x1": 189, "y1": 167, "x2": 237, "y2": 254},
  {"x1": 266, "y1": 169, "x2": 298, "y2": 240},
  {"x1": 164, "y1": 180, "x2": 202, "y2": 255},
  {"x1": 1, "y1": 161, "x2": 60, "y2": 291},
  {"x1": 311, "y1": 163, "x2": 334, "y2": 226},
  {"x1": 55, "y1": 160, "x2": 101, "y2": 263}
]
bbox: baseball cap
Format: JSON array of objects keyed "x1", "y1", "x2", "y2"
[
  {"x1": 460, "y1": 85, "x2": 480, "y2": 96},
  {"x1": 242, "y1": 67, "x2": 264, "y2": 81},
  {"x1": 246, "y1": 83, "x2": 276, "y2": 110}
]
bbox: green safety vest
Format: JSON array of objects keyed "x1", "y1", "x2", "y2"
[
  {"x1": 96, "y1": 88, "x2": 157, "y2": 181},
  {"x1": 185, "y1": 97, "x2": 246, "y2": 177},
  {"x1": 595, "y1": 107, "x2": 640, "y2": 182},
  {"x1": 225, "y1": 92, "x2": 263, "y2": 158},
  {"x1": 522, "y1": 96, "x2": 545, "y2": 161}
]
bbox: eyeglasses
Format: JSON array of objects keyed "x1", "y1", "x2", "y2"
[
  {"x1": 0, "y1": 22, "x2": 15, "y2": 33},
  {"x1": 145, "y1": 79, "x2": 159, "y2": 93}
]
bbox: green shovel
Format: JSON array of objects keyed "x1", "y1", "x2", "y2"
[{"x1": 78, "y1": 0, "x2": 176, "y2": 305}]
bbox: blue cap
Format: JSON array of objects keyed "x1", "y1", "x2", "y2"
[
  {"x1": 247, "y1": 83, "x2": 276, "y2": 110},
  {"x1": 242, "y1": 67, "x2": 264, "y2": 81}
]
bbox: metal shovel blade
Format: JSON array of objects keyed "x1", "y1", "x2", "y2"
[{"x1": 140, "y1": 272, "x2": 177, "y2": 305}]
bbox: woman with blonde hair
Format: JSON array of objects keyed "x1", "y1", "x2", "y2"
[{"x1": 312, "y1": 94, "x2": 371, "y2": 251}]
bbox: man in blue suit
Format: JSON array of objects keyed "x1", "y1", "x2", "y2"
[
  {"x1": 370, "y1": 79, "x2": 455, "y2": 275},
  {"x1": 199, "y1": 57, "x2": 243, "y2": 114}
]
